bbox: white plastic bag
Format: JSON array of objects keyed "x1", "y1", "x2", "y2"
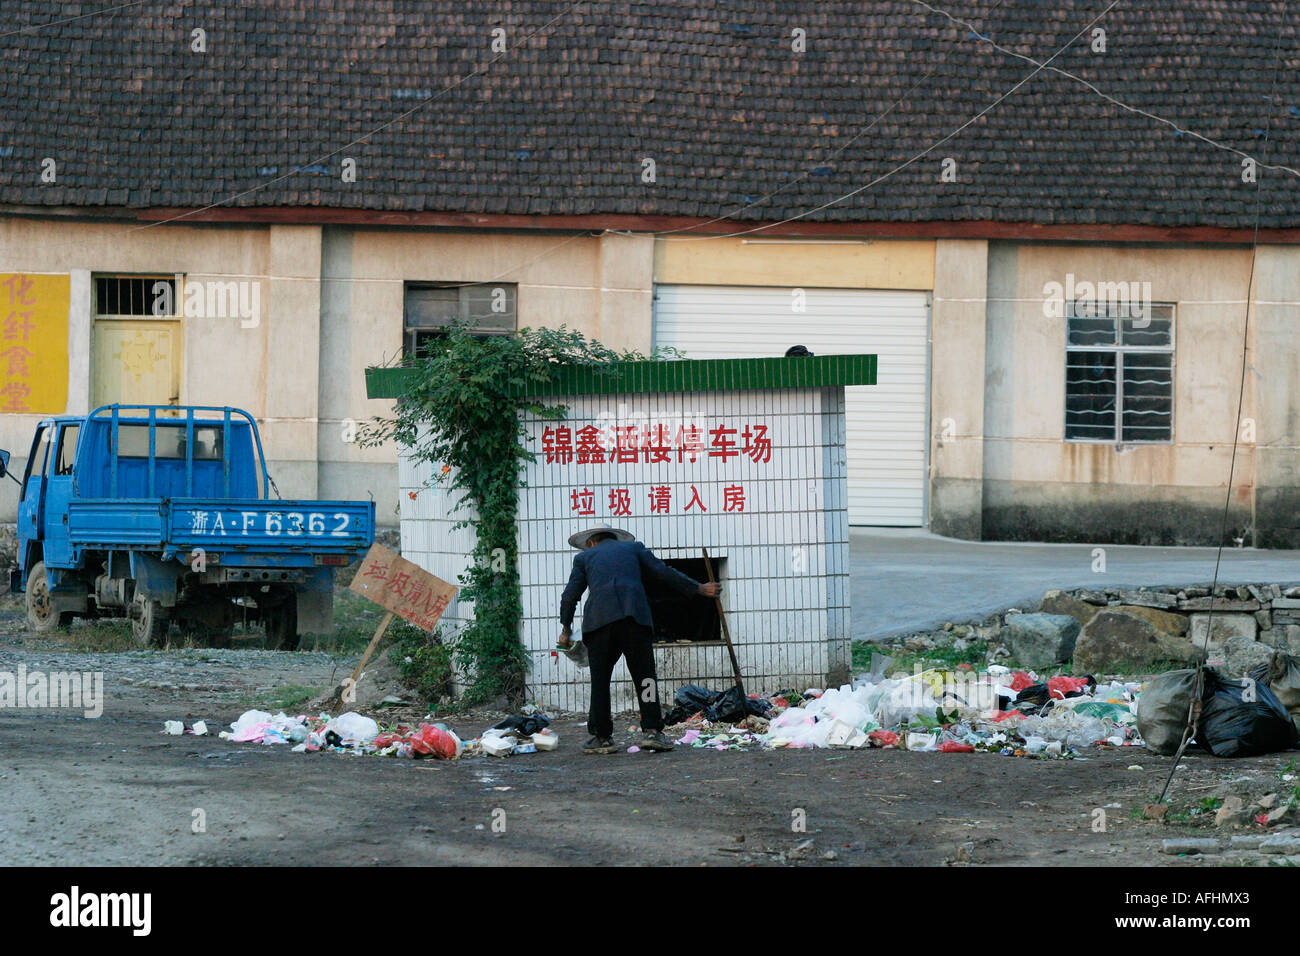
[{"x1": 324, "y1": 711, "x2": 380, "y2": 745}]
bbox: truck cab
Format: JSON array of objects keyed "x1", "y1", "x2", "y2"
[{"x1": 3, "y1": 405, "x2": 375, "y2": 648}]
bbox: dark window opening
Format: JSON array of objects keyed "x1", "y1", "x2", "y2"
[
  {"x1": 646, "y1": 556, "x2": 723, "y2": 644},
  {"x1": 95, "y1": 275, "x2": 177, "y2": 317},
  {"x1": 404, "y1": 282, "x2": 517, "y2": 358},
  {"x1": 55, "y1": 424, "x2": 79, "y2": 476}
]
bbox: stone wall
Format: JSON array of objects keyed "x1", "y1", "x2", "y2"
[{"x1": 866, "y1": 581, "x2": 1300, "y2": 677}]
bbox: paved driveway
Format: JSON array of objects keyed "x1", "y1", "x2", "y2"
[{"x1": 851, "y1": 528, "x2": 1300, "y2": 642}]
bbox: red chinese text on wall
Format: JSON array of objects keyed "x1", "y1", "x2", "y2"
[
  {"x1": 569, "y1": 483, "x2": 746, "y2": 517},
  {"x1": 541, "y1": 422, "x2": 772, "y2": 466}
]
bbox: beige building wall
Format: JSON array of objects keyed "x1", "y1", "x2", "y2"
[
  {"x1": 317, "y1": 227, "x2": 657, "y2": 522},
  {"x1": 930, "y1": 239, "x2": 989, "y2": 539},
  {"x1": 4, "y1": 214, "x2": 1295, "y2": 546},
  {"x1": 977, "y1": 242, "x2": 1263, "y2": 545},
  {"x1": 0, "y1": 217, "x2": 272, "y2": 519}
]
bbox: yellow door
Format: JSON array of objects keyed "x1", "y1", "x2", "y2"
[{"x1": 92, "y1": 319, "x2": 183, "y2": 410}]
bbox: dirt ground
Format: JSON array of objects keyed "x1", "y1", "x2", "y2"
[{"x1": 2, "y1": 599, "x2": 1298, "y2": 867}]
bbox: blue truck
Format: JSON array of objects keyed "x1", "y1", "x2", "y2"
[{"x1": 1, "y1": 405, "x2": 375, "y2": 649}]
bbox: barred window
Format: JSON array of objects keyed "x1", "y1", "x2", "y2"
[
  {"x1": 1065, "y1": 302, "x2": 1174, "y2": 443},
  {"x1": 95, "y1": 275, "x2": 178, "y2": 318}
]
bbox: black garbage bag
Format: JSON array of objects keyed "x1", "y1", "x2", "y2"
[
  {"x1": 703, "y1": 685, "x2": 749, "y2": 723},
  {"x1": 664, "y1": 684, "x2": 770, "y2": 725},
  {"x1": 664, "y1": 685, "x2": 717, "y2": 724},
  {"x1": 1014, "y1": 683, "x2": 1052, "y2": 709},
  {"x1": 493, "y1": 713, "x2": 550, "y2": 736},
  {"x1": 1196, "y1": 668, "x2": 1298, "y2": 758}
]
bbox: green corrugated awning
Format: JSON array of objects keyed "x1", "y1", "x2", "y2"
[{"x1": 365, "y1": 354, "x2": 877, "y2": 399}]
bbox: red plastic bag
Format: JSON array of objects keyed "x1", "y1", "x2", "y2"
[
  {"x1": 373, "y1": 723, "x2": 458, "y2": 759},
  {"x1": 1009, "y1": 671, "x2": 1036, "y2": 691},
  {"x1": 938, "y1": 740, "x2": 975, "y2": 753},
  {"x1": 1047, "y1": 675, "x2": 1091, "y2": 699},
  {"x1": 410, "y1": 723, "x2": 458, "y2": 759},
  {"x1": 868, "y1": 729, "x2": 900, "y2": 748}
]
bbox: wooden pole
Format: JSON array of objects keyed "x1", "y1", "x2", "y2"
[
  {"x1": 702, "y1": 548, "x2": 744, "y2": 695},
  {"x1": 328, "y1": 610, "x2": 394, "y2": 710}
]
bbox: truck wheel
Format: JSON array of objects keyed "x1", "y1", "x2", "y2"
[
  {"x1": 131, "y1": 593, "x2": 171, "y2": 648},
  {"x1": 26, "y1": 561, "x2": 73, "y2": 632},
  {"x1": 264, "y1": 600, "x2": 299, "y2": 651}
]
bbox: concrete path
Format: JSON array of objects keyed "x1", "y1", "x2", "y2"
[{"x1": 851, "y1": 527, "x2": 1300, "y2": 642}]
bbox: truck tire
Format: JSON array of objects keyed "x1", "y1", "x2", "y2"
[
  {"x1": 131, "y1": 592, "x2": 171, "y2": 648},
  {"x1": 264, "y1": 600, "x2": 299, "y2": 651},
  {"x1": 26, "y1": 561, "x2": 74, "y2": 632}
]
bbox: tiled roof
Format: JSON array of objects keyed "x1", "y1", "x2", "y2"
[{"x1": 1, "y1": 1, "x2": 1297, "y2": 229}]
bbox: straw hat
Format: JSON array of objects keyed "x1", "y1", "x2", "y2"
[{"x1": 568, "y1": 525, "x2": 635, "y2": 550}]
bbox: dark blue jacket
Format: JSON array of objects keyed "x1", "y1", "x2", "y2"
[{"x1": 559, "y1": 540, "x2": 702, "y2": 634}]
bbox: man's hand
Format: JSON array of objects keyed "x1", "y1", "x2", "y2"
[
  {"x1": 558, "y1": 628, "x2": 573, "y2": 648},
  {"x1": 698, "y1": 582, "x2": 722, "y2": 599}
]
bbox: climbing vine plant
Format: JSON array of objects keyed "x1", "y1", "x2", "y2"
[{"x1": 360, "y1": 324, "x2": 673, "y2": 706}]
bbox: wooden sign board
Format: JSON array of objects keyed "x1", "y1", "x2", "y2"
[{"x1": 349, "y1": 543, "x2": 457, "y2": 632}]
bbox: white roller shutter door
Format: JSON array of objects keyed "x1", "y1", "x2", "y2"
[{"x1": 652, "y1": 284, "x2": 930, "y2": 526}]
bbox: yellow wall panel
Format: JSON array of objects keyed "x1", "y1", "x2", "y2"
[
  {"x1": 0, "y1": 273, "x2": 69, "y2": 414},
  {"x1": 654, "y1": 237, "x2": 935, "y2": 290}
]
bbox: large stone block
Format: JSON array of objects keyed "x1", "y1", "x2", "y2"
[
  {"x1": 1222, "y1": 634, "x2": 1275, "y2": 677},
  {"x1": 1115, "y1": 605, "x2": 1189, "y2": 636},
  {"x1": 1117, "y1": 589, "x2": 1178, "y2": 609},
  {"x1": 1187, "y1": 613, "x2": 1257, "y2": 661},
  {"x1": 1074, "y1": 607, "x2": 1204, "y2": 674},
  {"x1": 1038, "y1": 590, "x2": 1100, "y2": 628},
  {"x1": 1177, "y1": 596, "x2": 1261, "y2": 612},
  {"x1": 1004, "y1": 612, "x2": 1081, "y2": 669}
]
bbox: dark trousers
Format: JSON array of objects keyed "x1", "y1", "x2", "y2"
[{"x1": 584, "y1": 616, "x2": 663, "y2": 738}]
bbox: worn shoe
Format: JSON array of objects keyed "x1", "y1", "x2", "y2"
[
  {"x1": 638, "y1": 730, "x2": 674, "y2": 752},
  {"x1": 582, "y1": 735, "x2": 616, "y2": 755}
]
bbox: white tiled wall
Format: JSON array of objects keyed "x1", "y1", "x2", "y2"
[{"x1": 398, "y1": 387, "x2": 851, "y2": 712}]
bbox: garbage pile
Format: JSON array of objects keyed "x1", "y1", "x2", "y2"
[
  {"x1": 211, "y1": 708, "x2": 561, "y2": 760},
  {"x1": 1138, "y1": 654, "x2": 1300, "y2": 758},
  {"x1": 666, "y1": 665, "x2": 1144, "y2": 757},
  {"x1": 214, "y1": 709, "x2": 465, "y2": 759},
  {"x1": 478, "y1": 713, "x2": 558, "y2": 757}
]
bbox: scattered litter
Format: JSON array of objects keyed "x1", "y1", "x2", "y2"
[
  {"x1": 221, "y1": 709, "x2": 460, "y2": 759},
  {"x1": 162, "y1": 720, "x2": 184, "y2": 736},
  {"x1": 492, "y1": 713, "x2": 552, "y2": 736},
  {"x1": 469, "y1": 712, "x2": 557, "y2": 758},
  {"x1": 661, "y1": 668, "x2": 1145, "y2": 758}
]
